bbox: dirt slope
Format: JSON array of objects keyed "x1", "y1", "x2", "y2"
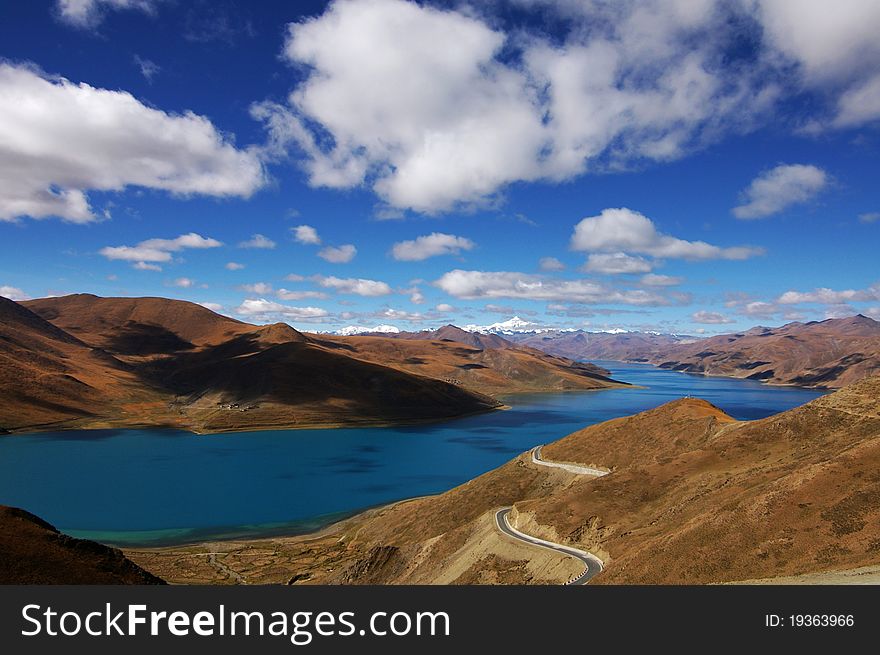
[
  {"x1": 3, "y1": 295, "x2": 499, "y2": 432},
  {"x1": 0, "y1": 506, "x2": 164, "y2": 584},
  {"x1": 316, "y1": 333, "x2": 623, "y2": 396},
  {"x1": 150, "y1": 376, "x2": 880, "y2": 585},
  {"x1": 651, "y1": 315, "x2": 880, "y2": 389}
]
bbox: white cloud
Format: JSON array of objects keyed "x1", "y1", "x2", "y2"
[
  {"x1": 238, "y1": 234, "x2": 276, "y2": 249},
  {"x1": 833, "y1": 74, "x2": 880, "y2": 128},
  {"x1": 100, "y1": 232, "x2": 221, "y2": 269},
  {"x1": 435, "y1": 303, "x2": 455, "y2": 312},
  {"x1": 133, "y1": 262, "x2": 162, "y2": 272},
  {"x1": 539, "y1": 257, "x2": 565, "y2": 271},
  {"x1": 434, "y1": 269, "x2": 670, "y2": 306},
  {"x1": 755, "y1": 0, "x2": 880, "y2": 84},
  {"x1": 276, "y1": 288, "x2": 328, "y2": 301},
  {"x1": 56, "y1": 0, "x2": 159, "y2": 28},
  {"x1": 391, "y1": 232, "x2": 475, "y2": 261},
  {"x1": 133, "y1": 55, "x2": 160, "y2": 82},
  {"x1": 235, "y1": 298, "x2": 328, "y2": 322},
  {"x1": 225, "y1": 261, "x2": 245, "y2": 270},
  {"x1": 692, "y1": 310, "x2": 734, "y2": 324},
  {"x1": 752, "y1": 1, "x2": 880, "y2": 127},
  {"x1": 0, "y1": 63, "x2": 263, "y2": 223},
  {"x1": 259, "y1": 0, "x2": 777, "y2": 214},
  {"x1": 292, "y1": 224, "x2": 321, "y2": 245},
  {"x1": 171, "y1": 277, "x2": 195, "y2": 288},
  {"x1": 240, "y1": 282, "x2": 273, "y2": 295},
  {"x1": 583, "y1": 252, "x2": 652, "y2": 274},
  {"x1": 375, "y1": 308, "x2": 425, "y2": 322},
  {"x1": 284, "y1": 273, "x2": 305, "y2": 282},
  {"x1": 0, "y1": 285, "x2": 29, "y2": 301},
  {"x1": 742, "y1": 301, "x2": 781, "y2": 318},
  {"x1": 314, "y1": 276, "x2": 392, "y2": 296},
  {"x1": 732, "y1": 164, "x2": 828, "y2": 219},
  {"x1": 777, "y1": 285, "x2": 880, "y2": 305},
  {"x1": 409, "y1": 289, "x2": 425, "y2": 304},
  {"x1": 318, "y1": 244, "x2": 356, "y2": 263},
  {"x1": 571, "y1": 208, "x2": 762, "y2": 260},
  {"x1": 859, "y1": 212, "x2": 880, "y2": 224},
  {"x1": 197, "y1": 302, "x2": 223, "y2": 312},
  {"x1": 641, "y1": 273, "x2": 683, "y2": 286}
]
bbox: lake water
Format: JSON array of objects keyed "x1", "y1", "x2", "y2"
[{"x1": 0, "y1": 363, "x2": 824, "y2": 547}]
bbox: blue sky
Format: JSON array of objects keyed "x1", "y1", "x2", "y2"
[{"x1": 1, "y1": 0, "x2": 879, "y2": 335}]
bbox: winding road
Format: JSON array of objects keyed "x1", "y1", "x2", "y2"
[
  {"x1": 531, "y1": 445, "x2": 609, "y2": 477},
  {"x1": 495, "y1": 508, "x2": 603, "y2": 585}
]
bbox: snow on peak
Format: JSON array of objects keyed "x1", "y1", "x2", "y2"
[
  {"x1": 464, "y1": 316, "x2": 557, "y2": 335},
  {"x1": 334, "y1": 324, "x2": 401, "y2": 336}
]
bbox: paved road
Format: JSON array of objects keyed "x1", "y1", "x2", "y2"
[
  {"x1": 495, "y1": 507, "x2": 603, "y2": 585},
  {"x1": 531, "y1": 445, "x2": 609, "y2": 477}
]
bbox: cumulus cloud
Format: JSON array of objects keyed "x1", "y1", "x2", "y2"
[
  {"x1": 571, "y1": 208, "x2": 762, "y2": 260},
  {"x1": 314, "y1": 276, "x2": 392, "y2": 296},
  {"x1": 0, "y1": 285, "x2": 29, "y2": 301},
  {"x1": 318, "y1": 244, "x2": 356, "y2": 263},
  {"x1": 692, "y1": 310, "x2": 734, "y2": 324},
  {"x1": 171, "y1": 277, "x2": 194, "y2": 288},
  {"x1": 641, "y1": 273, "x2": 683, "y2": 286},
  {"x1": 539, "y1": 257, "x2": 565, "y2": 271},
  {"x1": 777, "y1": 285, "x2": 880, "y2": 305},
  {"x1": 55, "y1": 0, "x2": 160, "y2": 28},
  {"x1": 859, "y1": 212, "x2": 880, "y2": 224},
  {"x1": 391, "y1": 233, "x2": 475, "y2": 261},
  {"x1": 276, "y1": 288, "x2": 328, "y2": 301},
  {"x1": 258, "y1": 0, "x2": 779, "y2": 214},
  {"x1": 235, "y1": 298, "x2": 328, "y2": 322},
  {"x1": 374, "y1": 308, "x2": 426, "y2": 322},
  {"x1": 0, "y1": 63, "x2": 263, "y2": 223},
  {"x1": 239, "y1": 282, "x2": 273, "y2": 295},
  {"x1": 742, "y1": 301, "x2": 782, "y2": 318},
  {"x1": 435, "y1": 303, "x2": 455, "y2": 312},
  {"x1": 583, "y1": 252, "x2": 652, "y2": 274},
  {"x1": 732, "y1": 164, "x2": 828, "y2": 219},
  {"x1": 100, "y1": 232, "x2": 221, "y2": 270},
  {"x1": 434, "y1": 269, "x2": 671, "y2": 306},
  {"x1": 197, "y1": 302, "x2": 224, "y2": 312},
  {"x1": 238, "y1": 234, "x2": 276, "y2": 249},
  {"x1": 225, "y1": 262, "x2": 245, "y2": 270},
  {"x1": 292, "y1": 224, "x2": 321, "y2": 245}
]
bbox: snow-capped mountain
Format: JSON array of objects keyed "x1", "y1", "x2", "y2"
[
  {"x1": 463, "y1": 316, "x2": 567, "y2": 335},
  {"x1": 333, "y1": 324, "x2": 401, "y2": 336}
]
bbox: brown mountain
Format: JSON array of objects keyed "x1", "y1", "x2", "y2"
[
  {"x1": 0, "y1": 505, "x2": 164, "y2": 584},
  {"x1": 165, "y1": 374, "x2": 880, "y2": 585},
  {"x1": 652, "y1": 315, "x2": 880, "y2": 388},
  {"x1": 0, "y1": 295, "x2": 168, "y2": 432},
  {"x1": 387, "y1": 324, "x2": 520, "y2": 350},
  {"x1": 4, "y1": 294, "x2": 625, "y2": 434},
  {"x1": 4, "y1": 294, "x2": 499, "y2": 433},
  {"x1": 316, "y1": 332, "x2": 622, "y2": 396},
  {"x1": 507, "y1": 329, "x2": 696, "y2": 362}
]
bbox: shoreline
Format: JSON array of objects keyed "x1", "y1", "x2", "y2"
[
  {"x1": 121, "y1": 494, "x2": 434, "y2": 552},
  {"x1": 1, "y1": 378, "x2": 633, "y2": 437}
]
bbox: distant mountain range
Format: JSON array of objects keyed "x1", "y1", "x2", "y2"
[
  {"x1": 0, "y1": 294, "x2": 625, "y2": 434},
  {"x1": 342, "y1": 313, "x2": 880, "y2": 389}
]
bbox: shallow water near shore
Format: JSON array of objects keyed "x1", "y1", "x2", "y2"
[{"x1": 0, "y1": 362, "x2": 824, "y2": 547}]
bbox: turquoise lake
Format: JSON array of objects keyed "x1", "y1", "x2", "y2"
[{"x1": 0, "y1": 362, "x2": 824, "y2": 547}]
